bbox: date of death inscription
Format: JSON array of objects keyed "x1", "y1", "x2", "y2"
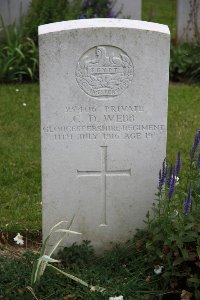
[{"x1": 42, "y1": 105, "x2": 166, "y2": 141}]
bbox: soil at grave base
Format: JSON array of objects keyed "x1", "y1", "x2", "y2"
[
  {"x1": 0, "y1": 231, "x2": 42, "y2": 258},
  {"x1": 0, "y1": 244, "x2": 37, "y2": 258}
]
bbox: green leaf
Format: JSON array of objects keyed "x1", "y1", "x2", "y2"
[
  {"x1": 30, "y1": 259, "x2": 39, "y2": 286},
  {"x1": 188, "y1": 277, "x2": 200, "y2": 284},
  {"x1": 31, "y1": 259, "x2": 47, "y2": 286},
  {"x1": 185, "y1": 223, "x2": 195, "y2": 230},
  {"x1": 54, "y1": 229, "x2": 81, "y2": 235},
  {"x1": 39, "y1": 220, "x2": 69, "y2": 257},
  {"x1": 27, "y1": 67, "x2": 33, "y2": 79},
  {"x1": 146, "y1": 241, "x2": 153, "y2": 249},
  {"x1": 15, "y1": 47, "x2": 25, "y2": 59},
  {"x1": 197, "y1": 246, "x2": 200, "y2": 259},
  {"x1": 48, "y1": 216, "x2": 75, "y2": 257},
  {"x1": 39, "y1": 255, "x2": 60, "y2": 263},
  {"x1": 181, "y1": 248, "x2": 189, "y2": 260},
  {"x1": 47, "y1": 264, "x2": 90, "y2": 288}
]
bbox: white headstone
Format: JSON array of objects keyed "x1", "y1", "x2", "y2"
[
  {"x1": 113, "y1": 0, "x2": 141, "y2": 20},
  {"x1": 0, "y1": 0, "x2": 31, "y2": 27},
  {"x1": 39, "y1": 19, "x2": 170, "y2": 253},
  {"x1": 177, "y1": 0, "x2": 200, "y2": 43}
]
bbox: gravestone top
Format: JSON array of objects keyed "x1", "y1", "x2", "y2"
[
  {"x1": 39, "y1": 19, "x2": 169, "y2": 35},
  {"x1": 39, "y1": 18, "x2": 170, "y2": 253}
]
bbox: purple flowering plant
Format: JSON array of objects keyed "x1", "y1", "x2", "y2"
[{"x1": 144, "y1": 128, "x2": 200, "y2": 298}]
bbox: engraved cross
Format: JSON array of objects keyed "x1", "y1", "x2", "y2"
[{"x1": 77, "y1": 146, "x2": 131, "y2": 226}]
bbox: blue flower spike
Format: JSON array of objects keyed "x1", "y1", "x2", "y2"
[
  {"x1": 175, "y1": 151, "x2": 181, "y2": 176},
  {"x1": 168, "y1": 168, "x2": 175, "y2": 201},
  {"x1": 158, "y1": 158, "x2": 167, "y2": 190},
  {"x1": 190, "y1": 129, "x2": 200, "y2": 160},
  {"x1": 166, "y1": 164, "x2": 173, "y2": 187},
  {"x1": 183, "y1": 183, "x2": 192, "y2": 216},
  {"x1": 197, "y1": 151, "x2": 200, "y2": 168}
]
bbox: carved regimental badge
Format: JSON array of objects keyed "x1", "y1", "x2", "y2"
[{"x1": 76, "y1": 45, "x2": 134, "y2": 98}]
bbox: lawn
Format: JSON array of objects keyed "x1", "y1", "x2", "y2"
[
  {"x1": 0, "y1": 83, "x2": 200, "y2": 233},
  {"x1": 167, "y1": 84, "x2": 200, "y2": 165},
  {"x1": 0, "y1": 84, "x2": 41, "y2": 233},
  {"x1": 143, "y1": 0, "x2": 177, "y2": 40}
]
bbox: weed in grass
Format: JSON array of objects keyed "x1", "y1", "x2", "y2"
[
  {"x1": 0, "y1": 18, "x2": 38, "y2": 83},
  {"x1": 30, "y1": 218, "x2": 106, "y2": 299}
]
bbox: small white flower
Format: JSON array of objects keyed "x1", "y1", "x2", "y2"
[
  {"x1": 174, "y1": 209, "x2": 179, "y2": 216},
  {"x1": 154, "y1": 265, "x2": 164, "y2": 275},
  {"x1": 22, "y1": 103, "x2": 26, "y2": 106},
  {"x1": 14, "y1": 233, "x2": 24, "y2": 245},
  {"x1": 109, "y1": 296, "x2": 123, "y2": 300},
  {"x1": 90, "y1": 286, "x2": 96, "y2": 292},
  {"x1": 15, "y1": 88, "x2": 19, "y2": 92},
  {"x1": 175, "y1": 176, "x2": 179, "y2": 186}
]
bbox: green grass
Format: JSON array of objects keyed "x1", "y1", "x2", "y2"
[
  {"x1": 0, "y1": 83, "x2": 200, "y2": 233},
  {"x1": 167, "y1": 84, "x2": 200, "y2": 166},
  {"x1": 143, "y1": 0, "x2": 177, "y2": 40},
  {"x1": 0, "y1": 84, "x2": 41, "y2": 232},
  {"x1": 0, "y1": 237, "x2": 168, "y2": 300}
]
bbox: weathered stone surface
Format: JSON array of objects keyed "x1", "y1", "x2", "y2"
[
  {"x1": 113, "y1": 0, "x2": 141, "y2": 20},
  {"x1": 39, "y1": 19, "x2": 170, "y2": 252},
  {"x1": 0, "y1": 0, "x2": 31, "y2": 27},
  {"x1": 177, "y1": 0, "x2": 200, "y2": 43}
]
